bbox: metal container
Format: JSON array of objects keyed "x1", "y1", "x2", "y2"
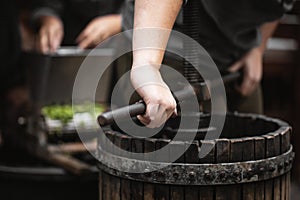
[
  {"x1": 23, "y1": 47, "x2": 114, "y2": 108},
  {"x1": 20, "y1": 47, "x2": 114, "y2": 140}
]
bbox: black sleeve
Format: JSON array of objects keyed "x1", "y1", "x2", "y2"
[
  {"x1": 30, "y1": 0, "x2": 64, "y2": 23},
  {"x1": 0, "y1": 0, "x2": 21, "y2": 90},
  {"x1": 121, "y1": 0, "x2": 134, "y2": 31},
  {"x1": 281, "y1": 0, "x2": 295, "y2": 12},
  {"x1": 112, "y1": 0, "x2": 125, "y2": 14}
]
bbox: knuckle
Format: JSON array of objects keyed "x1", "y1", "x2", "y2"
[
  {"x1": 92, "y1": 40, "x2": 98, "y2": 46},
  {"x1": 165, "y1": 102, "x2": 176, "y2": 111},
  {"x1": 248, "y1": 75, "x2": 260, "y2": 83},
  {"x1": 150, "y1": 96, "x2": 161, "y2": 104}
]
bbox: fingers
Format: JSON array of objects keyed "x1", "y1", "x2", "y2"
[
  {"x1": 35, "y1": 16, "x2": 63, "y2": 54},
  {"x1": 77, "y1": 24, "x2": 110, "y2": 49},
  {"x1": 228, "y1": 59, "x2": 243, "y2": 72},
  {"x1": 237, "y1": 68, "x2": 262, "y2": 96},
  {"x1": 77, "y1": 15, "x2": 122, "y2": 49},
  {"x1": 137, "y1": 96, "x2": 177, "y2": 128},
  {"x1": 236, "y1": 61, "x2": 262, "y2": 96},
  {"x1": 147, "y1": 103, "x2": 168, "y2": 128},
  {"x1": 237, "y1": 74, "x2": 258, "y2": 96},
  {"x1": 229, "y1": 48, "x2": 263, "y2": 97},
  {"x1": 36, "y1": 26, "x2": 63, "y2": 54},
  {"x1": 76, "y1": 25, "x2": 94, "y2": 46},
  {"x1": 38, "y1": 29, "x2": 50, "y2": 54},
  {"x1": 137, "y1": 115, "x2": 151, "y2": 125},
  {"x1": 49, "y1": 28, "x2": 63, "y2": 52},
  {"x1": 77, "y1": 31, "x2": 104, "y2": 49},
  {"x1": 76, "y1": 20, "x2": 103, "y2": 49},
  {"x1": 130, "y1": 65, "x2": 177, "y2": 128}
]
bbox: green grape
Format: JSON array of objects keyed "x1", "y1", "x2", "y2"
[{"x1": 42, "y1": 103, "x2": 106, "y2": 125}]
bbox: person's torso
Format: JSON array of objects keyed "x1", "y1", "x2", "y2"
[
  {"x1": 61, "y1": 0, "x2": 123, "y2": 45},
  {"x1": 199, "y1": 0, "x2": 287, "y2": 69},
  {"x1": 122, "y1": 0, "x2": 291, "y2": 70},
  {"x1": 63, "y1": 0, "x2": 121, "y2": 20}
]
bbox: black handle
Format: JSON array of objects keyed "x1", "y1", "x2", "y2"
[
  {"x1": 98, "y1": 71, "x2": 240, "y2": 126},
  {"x1": 222, "y1": 71, "x2": 241, "y2": 84},
  {"x1": 98, "y1": 101, "x2": 145, "y2": 127},
  {"x1": 98, "y1": 87, "x2": 195, "y2": 126}
]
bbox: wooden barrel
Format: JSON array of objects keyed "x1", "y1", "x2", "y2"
[{"x1": 97, "y1": 113, "x2": 294, "y2": 200}]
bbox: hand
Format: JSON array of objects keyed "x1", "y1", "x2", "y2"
[
  {"x1": 228, "y1": 47, "x2": 263, "y2": 96},
  {"x1": 130, "y1": 65, "x2": 177, "y2": 128},
  {"x1": 76, "y1": 14, "x2": 121, "y2": 49},
  {"x1": 36, "y1": 16, "x2": 64, "y2": 54}
]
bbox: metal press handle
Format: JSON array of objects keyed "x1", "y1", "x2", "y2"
[
  {"x1": 97, "y1": 87, "x2": 195, "y2": 126},
  {"x1": 98, "y1": 71, "x2": 240, "y2": 126},
  {"x1": 220, "y1": 71, "x2": 241, "y2": 84}
]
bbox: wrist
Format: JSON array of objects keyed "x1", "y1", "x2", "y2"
[
  {"x1": 132, "y1": 50, "x2": 165, "y2": 70},
  {"x1": 130, "y1": 64, "x2": 166, "y2": 90},
  {"x1": 40, "y1": 15, "x2": 62, "y2": 25},
  {"x1": 251, "y1": 46, "x2": 264, "y2": 57}
]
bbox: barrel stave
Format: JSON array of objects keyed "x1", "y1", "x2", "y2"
[
  {"x1": 254, "y1": 136, "x2": 266, "y2": 200},
  {"x1": 98, "y1": 113, "x2": 293, "y2": 200}
]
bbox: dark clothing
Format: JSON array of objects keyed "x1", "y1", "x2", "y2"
[
  {"x1": 121, "y1": 0, "x2": 134, "y2": 32},
  {"x1": 31, "y1": 0, "x2": 124, "y2": 45},
  {"x1": 121, "y1": 0, "x2": 293, "y2": 70},
  {"x1": 197, "y1": 0, "x2": 291, "y2": 70},
  {"x1": 0, "y1": 0, "x2": 21, "y2": 92},
  {"x1": 120, "y1": 0, "x2": 293, "y2": 114},
  {"x1": 0, "y1": 0, "x2": 21, "y2": 133}
]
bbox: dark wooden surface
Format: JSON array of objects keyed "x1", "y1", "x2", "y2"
[{"x1": 98, "y1": 114, "x2": 292, "y2": 200}]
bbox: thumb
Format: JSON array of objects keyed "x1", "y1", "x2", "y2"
[{"x1": 228, "y1": 59, "x2": 243, "y2": 72}]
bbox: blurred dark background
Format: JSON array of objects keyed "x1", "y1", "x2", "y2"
[{"x1": 0, "y1": 0, "x2": 299, "y2": 199}]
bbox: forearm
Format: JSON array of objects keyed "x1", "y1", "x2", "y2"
[
  {"x1": 132, "y1": 0, "x2": 183, "y2": 69},
  {"x1": 258, "y1": 20, "x2": 280, "y2": 52},
  {"x1": 228, "y1": 20, "x2": 280, "y2": 96}
]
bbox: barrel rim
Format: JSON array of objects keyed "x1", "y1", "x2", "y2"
[
  {"x1": 97, "y1": 145, "x2": 294, "y2": 185},
  {"x1": 106, "y1": 112, "x2": 291, "y2": 142}
]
